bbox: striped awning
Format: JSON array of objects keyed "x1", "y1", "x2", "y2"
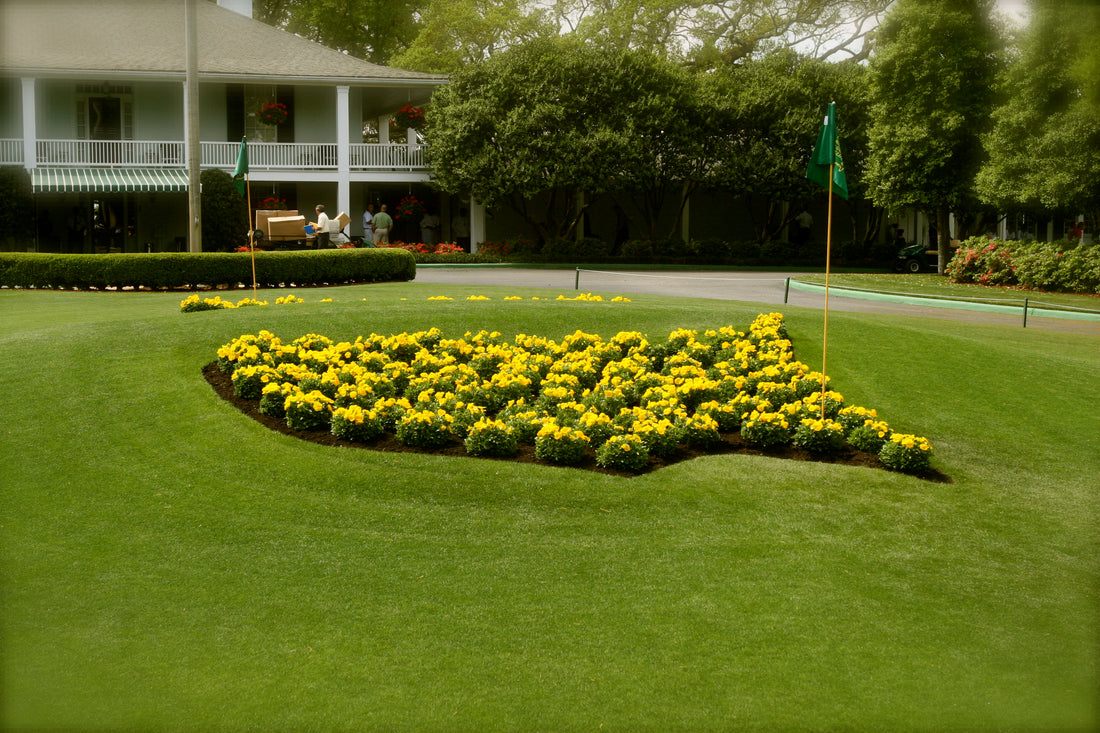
[{"x1": 32, "y1": 168, "x2": 190, "y2": 193}]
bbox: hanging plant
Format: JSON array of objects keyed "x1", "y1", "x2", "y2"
[
  {"x1": 258, "y1": 196, "x2": 288, "y2": 211},
  {"x1": 390, "y1": 104, "x2": 425, "y2": 130},
  {"x1": 258, "y1": 101, "x2": 288, "y2": 126},
  {"x1": 394, "y1": 195, "x2": 425, "y2": 220}
]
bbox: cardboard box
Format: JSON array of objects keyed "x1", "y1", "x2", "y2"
[
  {"x1": 267, "y1": 215, "x2": 307, "y2": 238},
  {"x1": 256, "y1": 209, "x2": 298, "y2": 236},
  {"x1": 336, "y1": 211, "x2": 350, "y2": 231}
]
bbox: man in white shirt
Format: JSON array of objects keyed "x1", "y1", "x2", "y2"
[
  {"x1": 312, "y1": 205, "x2": 332, "y2": 248},
  {"x1": 362, "y1": 204, "x2": 374, "y2": 243}
]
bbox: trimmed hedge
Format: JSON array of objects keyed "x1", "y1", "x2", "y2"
[{"x1": 0, "y1": 249, "x2": 416, "y2": 290}]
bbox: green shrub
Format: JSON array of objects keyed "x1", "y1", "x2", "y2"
[
  {"x1": 395, "y1": 408, "x2": 456, "y2": 448},
  {"x1": 878, "y1": 433, "x2": 934, "y2": 474},
  {"x1": 792, "y1": 418, "x2": 846, "y2": 453},
  {"x1": 331, "y1": 405, "x2": 385, "y2": 442},
  {"x1": 595, "y1": 434, "x2": 649, "y2": 473},
  {"x1": 946, "y1": 237, "x2": 1100, "y2": 293},
  {"x1": 534, "y1": 421, "x2": 590, "y2": 465},
  {"x1": 0, "y1": 249, "x2": 415, "y2": 290},
  {"x1": 200, "y1": 168, "x2": 249, "y2": 252},
  {"x1": 464, "y1": 418, "x2": 519, "y2": 457}
]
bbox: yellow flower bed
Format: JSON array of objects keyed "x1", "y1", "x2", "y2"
[{"x1": 214, "y1": 313, "x2": 935, "y2": 475}]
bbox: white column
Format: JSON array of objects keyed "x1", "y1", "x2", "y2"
[
  {"x1": 378, "y1": 115, "x2": 390, "y2": 144},
  {"x1": 336, "y1": 85, "x2": 350, "y2": 221},
  {"x1": 470, "y1": 198, "x2": 486, "y2": 253},
  {"x1": 21, "y1": 77, "x2": 36, "y2": 169}
]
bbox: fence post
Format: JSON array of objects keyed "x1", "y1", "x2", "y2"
[
  {"x1": 575, "y1": 267, "x2": 580, "y2": 290},
  {"x1": 784, "y1": 277, "x2": 790, "y2": 304},
  {"x1": 1022, "y1": 297, "x2": 1029, "y2": 328}
]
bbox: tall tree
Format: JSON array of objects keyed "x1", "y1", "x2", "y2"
[
  {"x1": 389, "y1": 0, "x2": 553, "y2": 73},
  {"x1": 426, "y1": 39, "x2": 719, "y2": 244},
  {"x1": 976, "y1": 1, "x2": 1100, "y2": 223},
  {"x1": 704, "y1": 51, "x2": 871, "y2": 243},
  {"x1": 254, "y1": 0, "x2": 424, "y2": 65},
  {"x1": 551, "y1": 0, "x2": 892, "y2": 65},
  {"x1": 864, "y1": 0, "x2": 998, "y2": 272}
]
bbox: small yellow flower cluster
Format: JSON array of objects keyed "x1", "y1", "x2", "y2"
[
  {"x1": 180, "y1": 293, "x2": 269, "y2": 312},
  {"x1": 890, "y1": 433, "x2": 933, "y2": 451}
]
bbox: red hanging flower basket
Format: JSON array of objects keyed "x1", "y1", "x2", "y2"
[
  {"x1": 390, "y1": 104, "x2": 425, "y2": 130},
  {"x1": 258, "y1": 101, "x2": 288, "y2": 125}
]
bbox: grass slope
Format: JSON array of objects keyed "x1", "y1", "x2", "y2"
[{"x1": 1, "y1": 283, "x2": 1097, "y2": 731}]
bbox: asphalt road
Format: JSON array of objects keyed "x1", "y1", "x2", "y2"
[{"x1": 413, "y1": 266, "x2": 1100, "y2": 336}]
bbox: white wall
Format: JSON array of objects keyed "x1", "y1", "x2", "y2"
[{"x1": 135, "y1": 82, "x2": 183, "y2": 140}]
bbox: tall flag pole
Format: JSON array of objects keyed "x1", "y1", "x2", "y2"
[
  {"x1": 233, "y1": 137, "x2": 257, "y2": 298},
  {"x1": 806, "y1": 102, "x2": 849, "y2": 420}
]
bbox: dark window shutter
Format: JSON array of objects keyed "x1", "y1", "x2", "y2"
[
  {"x1": 277, "y1": 86, "x2": 294, "y2": 143},
  {"x1": 227, "y1": 85, "x2": 244, "y2": 141}
]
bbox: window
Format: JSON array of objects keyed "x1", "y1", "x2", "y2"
[{"x1": 76, "y1": 83, "x2": 133, "y2": 140}]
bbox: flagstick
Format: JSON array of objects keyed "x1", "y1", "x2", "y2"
[
  {"x1": 246, "y1": 175, "x2": 257, "y2": 299},
  {"x1": 821, "y1": 164, "x2": 833, "y2": 421}
]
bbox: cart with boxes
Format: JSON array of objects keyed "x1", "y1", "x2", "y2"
[{"x1": 252, "y1": 210, "x2": 352, "y2": 249}]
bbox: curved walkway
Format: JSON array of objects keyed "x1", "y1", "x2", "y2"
[{"x1": 413, "y1": 265, "x2": 1100, "y2": 336}]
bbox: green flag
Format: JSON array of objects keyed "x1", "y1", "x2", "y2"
[
  {"x1": 806, "y1": 102, "x2": 848, "y2": 200},
  {"x1": 233, "y1": 136, "x2": 248, "y2": 197}
]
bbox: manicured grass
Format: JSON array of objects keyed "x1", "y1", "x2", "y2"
[
  {"x1": 796, "y1": 272, "x2": 1100, "y2": 311},
  {"x1": 1, "y1": 283, "x2": 1097, "y2": 731}
]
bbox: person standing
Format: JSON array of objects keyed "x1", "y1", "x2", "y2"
[
  {"x1": 451, "y1": 208, "x2": 470, "y2": 250},
  {"x1": 362, "y1": 203, "x2": 375, "y2": 243},
  {"x1": 372, "y1": 204, "x2": 393, "y2": 244},
  {"x1": 419, "y1": 210, "x2": 439, "y2": 246},
  {"x1": 312, "y1": 205, "x2": 331, "y2": 248}
]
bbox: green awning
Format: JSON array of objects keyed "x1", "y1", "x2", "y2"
[{"x1": 32, "y1": 168, "x2": 190, "y2": 193}]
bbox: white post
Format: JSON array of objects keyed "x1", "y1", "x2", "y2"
[
  {"x1": 378, "y1": 115, "x2": 390, "y2": 144},
  {"x1": 21, "y1": 77, "x2": 35, "y2": 169},
  {"x1": 336, "y1": 85, "x2": 350, "y2": 222},
  {"x1": 470, "y1": 198, "x2": 486, "y2": 253}
]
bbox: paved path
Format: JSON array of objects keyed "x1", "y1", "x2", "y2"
[{"x1": 413, "y1": 266, "x2": 1100, "y2": 336}]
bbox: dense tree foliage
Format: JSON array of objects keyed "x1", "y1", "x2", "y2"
[
  {"x1": 864, "y1": 0, "x2": 998, "y2": 271},
  {"x1": 553, "y1": 0, "x2": 891, "y2": 67},
  {"x1": 254, "y1": 0, "x2": 424, "y2": 65},
  {"x1": 704, "y1": 51, "x2": 871, "y2": 243},
  {"x1": 976, "y1": 1, "x2": 1100, "y2": 221},
  {"x1": 426, "y1": 39, "x2": 719, "y2": 243},
  {"x1": 200, "y1": 169, "x2": 250, "y2": 252},
  {"x1": 388, "y1": 0, "x2": 553, "y2": 74}
]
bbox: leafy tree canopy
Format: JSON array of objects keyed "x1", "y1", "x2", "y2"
[
  {"x1": 254, "y1": 0, "x2": 425, "y2": 65},
  {"x1": 425, "y1": 38, "x2": 716, "y2": 242},
  {"x1": 864, "y1": 0, "x2": 999, "y2": 215},
  {"x1": 976, "y1": 0, "x2": 1100, "y2": 214},
  {"x1": 704, "y1": 50, "x2": 870, "y2": 241}
]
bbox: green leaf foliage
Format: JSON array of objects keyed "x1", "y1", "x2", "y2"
[
  {"x1": 976, "y1": 1, "x2": 1100, "y2": 214},
  {"x1": 865, "y1": 0, "x2": 998, "y2": 214}
]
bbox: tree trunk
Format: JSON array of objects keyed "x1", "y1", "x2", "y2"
[{"x1": 936, "y1": 207, "x2": 951, "y2": 274}]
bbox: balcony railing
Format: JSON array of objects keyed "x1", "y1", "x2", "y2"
[
  {"x1": 18, "y1": 139, "x2": 427, "y2": 171},
  {"x1": 1, "y1": 139, "x2": 23, "y2": 165}
]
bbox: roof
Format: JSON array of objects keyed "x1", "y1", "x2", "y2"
[{"x1": 0, "y1": 0, "x2": 446, "y2": 87}]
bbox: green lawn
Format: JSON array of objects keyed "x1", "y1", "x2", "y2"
[
  {"x1": 1, "y1": 283, "x2": 1097, "y2": 731},
  {"x1": 795, "y1": 272, "x2": 1100, "y2": 312}
]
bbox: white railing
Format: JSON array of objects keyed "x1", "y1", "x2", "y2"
[
  {"x1": 37, "y1": 139, "x2": 185, "y2": 167},
  {"x1": 201, "y1": 141, "x2": 338, "y2": 169},
  {"x1": 350, "y1": 143, "x2": 425, "y2": 170},
  {"x1": 27, "y1": 139, "x2": 428, "y2": 171},
  {"x1": 0, "y1": 139, "x2": 22, "y2": 165}
]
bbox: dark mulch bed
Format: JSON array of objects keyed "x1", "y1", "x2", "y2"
[{"x1": 203, "y1": 363, "x2": 949, "y2": 482}]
